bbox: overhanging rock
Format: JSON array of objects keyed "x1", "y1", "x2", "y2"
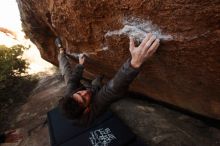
[{"x1": 16, "y1": 0, "x2": 220, "y2": 119}]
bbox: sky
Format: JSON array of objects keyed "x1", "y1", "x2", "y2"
[{"x1": 0, "y1": 0, "x2": 54, "y2": 75}]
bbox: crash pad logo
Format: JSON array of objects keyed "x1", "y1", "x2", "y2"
[{"x1": 89, "y1": 128, "x2": 117, "y2": 146}]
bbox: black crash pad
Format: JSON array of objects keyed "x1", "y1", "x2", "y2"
[{"x1": 47, "y1": 107, "x2": 146, "y2": 146}]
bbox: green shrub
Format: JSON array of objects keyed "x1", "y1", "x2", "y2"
[
  {"x1": 0, "y1": 45, "x2": 38, "y2": 103},
  {"x1": 0, "y1": 45, "x2": 28, "y2": 80}
]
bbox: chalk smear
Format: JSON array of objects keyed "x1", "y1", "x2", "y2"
[
  {"x1": 102, "y1": 46, "x2": 109, "y2": 51},
  {"x1": 105, "y1": 17, "x2": 173, "y2": 42},
  {"x1": 68, "y1": 46, "x2": 109, "y2": 58},
  {"x1": 72, "y1": 18, "x2": 173, "y2": 56}
]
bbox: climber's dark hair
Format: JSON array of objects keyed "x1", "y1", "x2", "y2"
[{"x1": 59, "y1": 94, "x2": 85, "y2": 120}]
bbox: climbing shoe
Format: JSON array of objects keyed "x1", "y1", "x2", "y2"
[{"x1": 55, "y1": 37, "x2": 63, "y2": 48}]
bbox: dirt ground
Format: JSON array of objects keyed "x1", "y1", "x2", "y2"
[
  {"x1": 0, "y1": 74, "x2": 64, "y2": 146},
  {"x1": 1, "y1": 74, "x2": 220, "y2": 146}
]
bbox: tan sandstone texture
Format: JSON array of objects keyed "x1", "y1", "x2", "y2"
[{"x1": 16, "y1": 0, "x2": 220, "y2": 119}]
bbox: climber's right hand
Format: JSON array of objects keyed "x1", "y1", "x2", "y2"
[
  {"x1": 129, "y1": 33, "x2": 160, "y2": 68},
  {"x1": 79, "y1": 54, "x2": 86, "y2": 65}
]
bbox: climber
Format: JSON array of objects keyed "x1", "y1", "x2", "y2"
[
  {"x1": 0, "y1": 130, "x2": 23, "y2": 143},
  {"x1": 56, "y1": 33, "x2": 160, "y2": 126}
]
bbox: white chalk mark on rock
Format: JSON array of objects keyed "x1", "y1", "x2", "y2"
[
  {"x1": 105, "y1": 17, "x2": 173, "y2": 42},
  {"x1": 69, "y1": 46, "x2": 109, "y2": 58},
  {"x1": 102, "y1": 46, "x2": 109, "y2": 51}
]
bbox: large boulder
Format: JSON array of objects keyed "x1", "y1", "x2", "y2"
[{"x1": 16, "y1": 0, "x2": 220, "y2": 119}]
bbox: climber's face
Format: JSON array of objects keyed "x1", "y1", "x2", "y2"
[{"x1": 72, "y1": 90, "x2": 92, "y2": 108}]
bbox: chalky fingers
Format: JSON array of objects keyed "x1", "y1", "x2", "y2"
[
  {"x1": 145, "y1": 39, "x2": 160, "y2": 58},
  {"x1": 143, "y1": 35, "x2": 157, "y2": 53},
  {"x1": 139, "y1": 33, "x2": 152, "y2": 48}
]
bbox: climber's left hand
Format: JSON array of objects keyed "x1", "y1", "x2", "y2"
[{"x1": 79, "y1": 54, "x2": 86, "y2": 65}]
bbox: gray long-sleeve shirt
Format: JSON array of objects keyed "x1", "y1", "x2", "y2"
[{"x1": 58, "y1": 53, "x2": 139, "y2": 126}]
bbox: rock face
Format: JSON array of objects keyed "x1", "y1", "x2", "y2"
[{"x1": 16, "y1": 0, "x2": 220, "y2": 119}]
